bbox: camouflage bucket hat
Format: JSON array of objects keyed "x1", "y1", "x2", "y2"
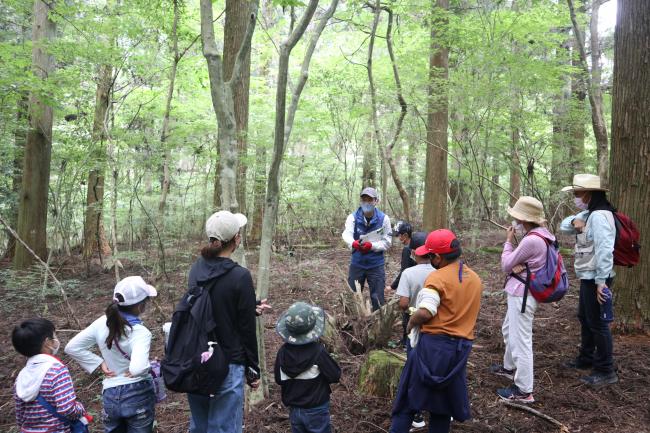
[{"x1": 276, "y1": 302, "x2": 325, "y2": 345}]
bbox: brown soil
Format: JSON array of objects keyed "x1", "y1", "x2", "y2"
[{"x1": 1, "y1": 231, "x2": 649, "y2": 433}]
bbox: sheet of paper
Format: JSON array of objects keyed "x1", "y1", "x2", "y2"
[{"x1": 359, "y1": 227, "x2": 385, "y2": 243}]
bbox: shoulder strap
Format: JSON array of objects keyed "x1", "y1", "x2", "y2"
[
  {"x1": 113, "y1": 339, "x2": 131, "y2": 361},
  {"x1": 525, "y1": 231, "x2": 551, "y2": 245},
  {"x1": 36, "y1": 395, "x2": 70, "y2": 425}
]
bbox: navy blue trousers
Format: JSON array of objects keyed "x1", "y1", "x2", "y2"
[
  {"x1": 390, "y1": 334, "x2": 473, "y2": 433},
  {"x1": 347, "y1": 263, "x2": 385, "y2": 311}
]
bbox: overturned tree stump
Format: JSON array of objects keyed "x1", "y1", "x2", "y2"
[
  {"x1": 338, "y1": 287, "x2": 401, "y2": 354},
  {"x1": 321, "y1": 312, "x2": 344, "y2": 353},
  {"x1": 358, "y1": 350, "x2": 405, "y2": 398}
]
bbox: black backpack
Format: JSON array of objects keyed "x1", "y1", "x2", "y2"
[{"x1": 161, "y1": 273, "x2": 230, "y2": 395}]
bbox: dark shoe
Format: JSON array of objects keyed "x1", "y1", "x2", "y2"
[
  {"x1": 562, "y1": 358, "x2": 592, "y2": 370},
  {"x1": 497, "y1": 384, "x2": 535, "y2": 403},
  {"x1": 411, "y1": 412, "x2": 425, "y2": 429},
  {"x1": 489, "y1": 364, "x2": 515, "y2": 380},
  {"x1": 580, "y1": 371, "x2": 618, "y2": 388}
]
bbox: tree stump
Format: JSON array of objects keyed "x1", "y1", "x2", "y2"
[
  {"x1": 338, "y1": 288, "x2": 401, "y2": 354},
  {"x1": 358, "y1": 350, "x2": 405, "y2": 398}
]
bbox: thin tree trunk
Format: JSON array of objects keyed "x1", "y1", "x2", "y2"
[
  {"x1": 609, "y1": 0, "x2": 650, "y2": 330},
  {"x1": 82, "y1": 63, "x2": 113, "y2": 262},
  {"x1": 423, "y1": 0, "x2": 449, "y2": 231},
  {"x1": 378, "y1": 4, "x2": 410, "y2": 221},
  {"x1": 509, "y1": 122, "x2": 521, "y2": 207},
  {"x1": 567, "y1": 0, "x2": 609, "y2": 185},
  {"x1": 158, "y1": 0, "x2": 181, "y2": 214},
  {"x1": 490, "y1": 157, "x2": 499, "y2": 214},
  {"x1": 362, "y1": 129, "x2": 376, "y2": 187},
  {"x1": 14, "y1": 0, "x2": 56, "y2": 270},
  {"x1": 569, "y1": 2, "x2": 586, "y2": 177},
  {"x1": 249, "y1": 142, "x2": 266, "y2": 241},
  {"x1": 255, "y1": 0, "x2": 321, "y2": 401},
  {"x1": 223, "y1": 0, "x2": 252, "y2": 217},
  {"x1": 366, "y1": 0, "x2": 383, "y2": 194}
]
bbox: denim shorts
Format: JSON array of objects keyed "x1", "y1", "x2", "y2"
[{"x1": 102, "y1": 380, "x2": 156, "y2": 433}]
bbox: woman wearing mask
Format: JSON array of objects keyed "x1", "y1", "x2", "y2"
[
  {"x1": 491, "y1": 196, "x2": 555, "y2": 403},
  {"x1": 560, "y1": 174, "x2": 618, "y2": 387},
  {"x1": 66, "y1": 276, "x2": 158, "y2": 432}
]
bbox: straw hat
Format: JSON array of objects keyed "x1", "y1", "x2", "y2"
[
  {"x1": 561, "y1": 174, "x2": 608, "y2": 192},
  {"x1": 507, "y1": 196, "x2": 546, "y2": 225}
]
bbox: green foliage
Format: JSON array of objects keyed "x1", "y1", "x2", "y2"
[{"x1": 0, "y1": 0, "x2": 613, "y2": 255}]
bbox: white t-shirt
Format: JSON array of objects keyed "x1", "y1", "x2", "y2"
[
  {"x1": 65, "y1": 315, "x2": 152, "y2": 390},
  {"x1": 396, "y1": 263, "x2": 435, "y2": 308}
]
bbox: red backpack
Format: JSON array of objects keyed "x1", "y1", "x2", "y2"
[
  {"x1": 587, "y1": 210, "x2": 641, "y2": 267},
  {"x1": 611, "y1": 212, "x2": 641, "y2": 267}
]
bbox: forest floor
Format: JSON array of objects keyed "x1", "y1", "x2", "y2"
[{"x1": 1, "y1": 230, "x2": 649, "y2": 433}]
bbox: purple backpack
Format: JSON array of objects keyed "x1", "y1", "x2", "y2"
[{"x1": 509, "y1": 232, "x2": 569, "y2": 313}]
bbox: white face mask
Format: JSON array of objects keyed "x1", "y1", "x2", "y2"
[
  {"x1": 574, "y1": 197, "x2": 588, "y2": 210},
  {"x1": 512, "y1": 220, "x2": 524, "y2": 232},
  {"x1": 50, "y1": 337, "x2": 60, "y2": 356}
]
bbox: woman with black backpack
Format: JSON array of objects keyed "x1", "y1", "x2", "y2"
[
  {"x1": 560, "y1": 174, "x2": 618, "y2": 388},
  {"x1": 490, "y1": 196, "x2": 557, "y2": 404}
]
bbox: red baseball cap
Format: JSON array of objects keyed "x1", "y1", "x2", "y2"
[{"x1": 415, "y1": 229, "x2": 459, "y2": 256}]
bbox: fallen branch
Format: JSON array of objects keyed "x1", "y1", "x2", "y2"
[
  {"x1": 383, "y1": 349, "x2": 407, "y2": 363},
  {"x1": 501, "y1": 400, "x2": 569, "y2": 432},
  {"x1": 0, "y1": 214, "x2": 81, "y2": 328},
  {"x1": 483, "y1": 218, "x2": 519, "y2": 245}
]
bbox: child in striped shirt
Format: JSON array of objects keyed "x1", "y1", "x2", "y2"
[{"x1": 13, "y1": 318, "x2": 88, "y2": 433}]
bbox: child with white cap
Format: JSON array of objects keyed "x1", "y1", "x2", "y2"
[{"x1": 66, "y1": 276, "x2": 158, "y2": 433}]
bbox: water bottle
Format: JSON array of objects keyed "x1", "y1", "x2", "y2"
[
  {"x1": 600, "y1": 287, "x2": 614, "y2": 322},
  {"x1": 150, "y1": 360, "x2": 167, "y2": 402}
]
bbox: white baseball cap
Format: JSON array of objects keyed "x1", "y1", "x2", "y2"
[
  {"x1": 113, "y1": 276, "x2": 158, "y2": 306},
  {"x1": 205, "y1": 210, "x2": 248, "y2": 242}
]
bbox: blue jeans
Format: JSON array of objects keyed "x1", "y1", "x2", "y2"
[
  {"x1": 348, "y1": 264, "x2": 386, "y2": 311},
  {"x1": 188, "y1": 364, "x2": 245, "y2": 433},
  {"x1": 102, "y1": 380, "x2": 155, "y2": 433},
  {"x1": 289, "y1": 401, "x2": 332, "y2": 433},
  {"x1": 577, "y1": 278, "x2": 614, "y2": 373}
]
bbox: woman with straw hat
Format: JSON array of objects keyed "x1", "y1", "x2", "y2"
[
  {"x1": 559, "y1": 174, "x2": 618, "y2": 388},
  {"x1": 490, "y1": 196, "x2": 556, "y2": 403}
]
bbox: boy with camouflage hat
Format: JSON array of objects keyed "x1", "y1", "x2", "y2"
[{"x1": 275, "y1": 302, "x2": 341, "y2": 433}]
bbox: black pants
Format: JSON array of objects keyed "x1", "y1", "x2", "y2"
[{"x1": 577, "y1": 278, "x2": 614, "y2": 373}]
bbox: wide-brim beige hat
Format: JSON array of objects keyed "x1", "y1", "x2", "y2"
[
  {"x1": 561, "y1": 174, "x2": 608, "y2": 192},
  {"x1": 507, "y1": 196, "x2": 547, "y2": 225}
]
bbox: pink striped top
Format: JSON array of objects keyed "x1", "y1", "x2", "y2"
[
  {"x1": 14, "y1": 361, "x2": 85, "y2": 433},
  {"x1": 501, "y1": 227, "x2": 556, "y2": 297}
]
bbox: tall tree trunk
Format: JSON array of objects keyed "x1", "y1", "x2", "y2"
[
  {"x1": 158, "y1": 0, "x2": 181, "y2": 214},
  {"x1": 82, "y1": 63, "x2": 113, "y2": 262},
  {"x1": 14, "y1": 0, "x2": 56, "y2": 270},
  {"x1": 490, "y1": 157, "x2": 499, "y2": 215},
  {"x1": 249, "y1": 142, "x2": 266, "y2": 241},
  {"x1": 567, "y1": 0, "x2": 609, "y2": 185},
  {"x1": 223, "y1": 0, "x2": 252, "y2": 217},
  {"x1": 361, "y1": 129, "x2": 376, "y2": 187},
  {"x1": 609, "y1": 0, "x2": 650, "y2": 330},
  {"x1": 381, "y1": 5, "x2": 410, "y2": 221},
  {"x1": 5, "y1": 95, "x2": 28, "y2": 259},
  {"x1": 422, "y1": 0, "x2": 449, "y2": 231},
  {"x1": 568, "y1": 2, "x2": 586, "y2": 177},
  {"x1": 200, "y1": 0, "x2": 258, "y2": 213},
  {"x1": 509, "y1": 122, "x2": 521, "y2": 207},
  {"x1": 366, "y1": 0, "x2": 383, "y2": 195},
  {"x1": 255, "y1": 0, "x2": 326, "y2": 401}
]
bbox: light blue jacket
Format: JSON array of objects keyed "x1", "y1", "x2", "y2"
[{"x1": 560, "y1": 210, "x2": 616, "y2": 285}]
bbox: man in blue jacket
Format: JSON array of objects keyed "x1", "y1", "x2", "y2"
[{"x1": 342, "y1": 187, "x2": 392, "y2": 311}]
